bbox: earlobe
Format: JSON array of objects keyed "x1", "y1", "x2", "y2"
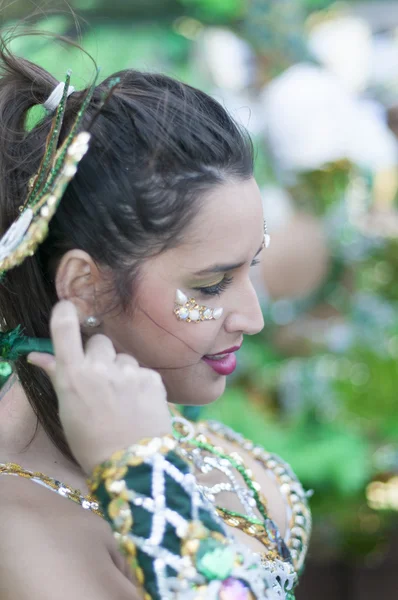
[{"x1": 55, "y1": 250, "x2": 99, "y2": 320}]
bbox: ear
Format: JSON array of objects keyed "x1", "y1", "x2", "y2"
[{"x1": 55, "y1": 250, "x2": 102, "y2": 323}]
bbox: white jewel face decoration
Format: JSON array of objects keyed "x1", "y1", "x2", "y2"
[
  {"x1": 263, "y1": 219, "x2": 271, "y2": 249},
  {"x1": 174, "y1": 289, "x2": 223, "y2": 323},
  {"x1": 0, "y1": 208, "x2": 34, "y2": 262}
]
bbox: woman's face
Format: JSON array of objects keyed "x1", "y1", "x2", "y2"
[{"x1": 102, "y1": 177, "x2": 265, "y2": 405}]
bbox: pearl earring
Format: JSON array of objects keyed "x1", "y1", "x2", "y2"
[
  {"x1": 83, "y1": 289, "x2": 101, "y2": 328},
  {"x1": 84, "y1": 315, "x2": 100, "y2": 328}
]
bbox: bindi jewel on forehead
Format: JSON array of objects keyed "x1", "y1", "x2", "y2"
[{"x1": 174, "y1": 289, "x2": 223, "y2": 323}]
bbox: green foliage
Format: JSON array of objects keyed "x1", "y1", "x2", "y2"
[
  {"x1": 178, "y1": 0, "x2": 245, "y2": 22},
  {"x1": 202, "y1": 383, "x2": 372, "y2": 494},
  {"x1": 334, "y1": 346, "x2": 398, "y2": 439},
  {"x1": 357, "y1": 239, "x2": 398, "y2": 302},
  {"x1": 9, "y1": 17, "x2": 191, "y2": 87},
  {"x1": 302, "y1": 0, "x2": 334, "y2": 9}
]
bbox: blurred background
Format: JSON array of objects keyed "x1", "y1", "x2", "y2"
[{"x1": 1, "y1": 0, "x2": 398, "y2": 597}]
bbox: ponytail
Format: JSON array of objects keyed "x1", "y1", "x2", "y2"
[{"x1": 0, "y1": 33, "x2": 77, "y2": 462}]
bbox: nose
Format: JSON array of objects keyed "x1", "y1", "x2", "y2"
[{"x1": 224, "y1": 280, "x2": 265, "y2": 336}]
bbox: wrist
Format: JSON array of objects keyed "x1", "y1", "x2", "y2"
[
  {"x1": 86, "y1": 433, "x2": 177, "y2": 485},
  {"x1": 71, "y1": 421, "x2": 174, "y2": 475}
]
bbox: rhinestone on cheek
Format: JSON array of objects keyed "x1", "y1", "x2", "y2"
[{"x1": 174, "y1": 290, "x2": 223, "y2": 324}]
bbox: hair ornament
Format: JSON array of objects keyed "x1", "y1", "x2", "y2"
[
  {"x1": 0, "y1": 69, "x2": 120, "y2": 359},
  {"x1": 42, "y1": 80, "x2": 75, "y2": 112},
  {"x1": 0, "y1": 326, "x2": 54, "y2": 361},
  {"x1": 0, "y1": 132, "x2": 91, "y2": 277},
  {"x1": 174, "y1": 289, "x2": 223, "y2": 323},
  {"x1": 0, "y1": 68, "x2": 121, "y2": 281}
]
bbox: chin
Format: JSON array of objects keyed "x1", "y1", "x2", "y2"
[{"x1": 167, "y1": 376, "x2": 226, "y2": 406}]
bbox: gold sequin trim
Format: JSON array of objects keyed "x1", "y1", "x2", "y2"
[{"x1": 0, "y1": 462, "x2": 103, "y2": 517}]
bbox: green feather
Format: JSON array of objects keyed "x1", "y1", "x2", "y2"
[
  {"x1": 0, "y1": 327, "x2": 54, "y2": 361},
  {"x1": 0, "y1": 326, "x2": 26, "y2": 361},
  {"x1": 33, "y1": 68, "x2": 101, "y2": 207},
  {"x1": 27, "y1": 70, "x2": 72, "y2": 208}
]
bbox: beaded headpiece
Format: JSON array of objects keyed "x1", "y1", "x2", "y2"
[
  {"x1": 0, "y1": 69, "x2": 119, "y2": 361},
  {"x1": 0, "y1": 71, "x2": 95, "y2": 279}
]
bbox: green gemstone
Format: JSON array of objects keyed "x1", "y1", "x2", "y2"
[{"x1": 195, "y1": 539, "x2": 235, "y2": 581}]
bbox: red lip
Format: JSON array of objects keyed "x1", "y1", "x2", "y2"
[
  {"x1": 201, "y1": 343, "x2": 242, "y2": 375},
  {"x1": 202, "y1": 353, "x2": 237, "y2": 375},
  {"x1": 205, "y1": 344, "x2": 242, "y2": 357}
]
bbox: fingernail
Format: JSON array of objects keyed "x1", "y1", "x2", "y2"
[{"x1": 27, "y1": 352, "x2": 40, "y2": 363}]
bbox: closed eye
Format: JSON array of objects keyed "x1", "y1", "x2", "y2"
[
  {"x1": 193, "y1": 275, "x2": 233, "y2": 297},
  {"x1": 193, "y1": 258, "x2": 261, "y2": 297}
]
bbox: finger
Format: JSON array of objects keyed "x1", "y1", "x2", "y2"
[
  {"x1": 27, "y1": 352, "x2": 56, "y2": 378},
  {"x1": 114, "y1": 353, "x2": 139, "y2": 369},
  {"x1": 114, "y1": 354, "x2": 139, "y2": 377},
  {"x1": 50, "y1": 301, "x2": 85, "y2": 368},
  {"x1": 85, "y1": 334, "x2": 116, "y2": 363}
]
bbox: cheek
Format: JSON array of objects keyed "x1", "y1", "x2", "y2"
[
  {"x1": 141, "y1": 301, "x2": 222, "y2": 361},
  {"x1": 110, "y1": 294, "x2": 223, "y2": 369}
]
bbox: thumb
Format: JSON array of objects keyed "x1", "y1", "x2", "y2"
[{"x1": 27, "y1": 352, "x2": 56, "y2": 379}]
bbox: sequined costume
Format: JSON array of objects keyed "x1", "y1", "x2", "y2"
[
  {"x1": 0, "y1": 416, "x2": 311, "y2": 600},
  {"x1": 0, "y1": 70, "x2": 311, "y2": 599}
]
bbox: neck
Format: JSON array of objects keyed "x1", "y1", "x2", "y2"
[{"x1": 0, "y1": 374, "x2": 81, "y2": 477}]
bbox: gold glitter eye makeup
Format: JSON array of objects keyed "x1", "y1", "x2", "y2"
[
  {"x1": 194, "y1": 275, "x2": 234, "y2": 297},
  {"x1": 193, "y1": 257, "x2": 261, "y2": 297}
]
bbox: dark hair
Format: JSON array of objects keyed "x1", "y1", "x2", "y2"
[{"x1": 0, "y1": 34, "x2": 254, "y2": 462}]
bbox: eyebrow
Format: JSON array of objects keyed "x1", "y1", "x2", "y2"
[{"x1": 193, "y1": 243, "x2": 264, "y2": 276}]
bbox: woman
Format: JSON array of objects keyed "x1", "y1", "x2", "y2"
[{"x1": 0, "y1": 35, "x2": 311, "y2": 599}]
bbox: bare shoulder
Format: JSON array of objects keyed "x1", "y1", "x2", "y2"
[{"x1": 0, "y1": 475, "x2": 142, "y2": 600}]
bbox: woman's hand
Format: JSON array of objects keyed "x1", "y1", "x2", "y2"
[{"x1": 27, "y1": 300, "x2": 171, "y2": 474}]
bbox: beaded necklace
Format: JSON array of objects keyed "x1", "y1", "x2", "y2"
[
  {"x1": 203, "y1": 419, "x2": 312, "y2": 574},
  {"x1": 172, "y1": 417, "x2": 292, "y2": 565}
]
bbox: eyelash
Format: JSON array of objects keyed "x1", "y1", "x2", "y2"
[
  {"x1": 195, "y1": 276, "x2": 234, "y2": 296},
  {"x1": 195, "y1": 259, "x2": 261, "y2": 296}
]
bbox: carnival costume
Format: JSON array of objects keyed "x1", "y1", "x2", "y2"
[{"x1": 0, "y1": 72, "x2": 311, "y2": 599}]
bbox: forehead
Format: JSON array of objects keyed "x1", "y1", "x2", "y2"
[{"x1": 186, "y1": 177, "x2": 264, "y2": 251}]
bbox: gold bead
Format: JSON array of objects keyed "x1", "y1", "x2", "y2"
[
  {"x1": 122, "y1": 537, "x2": 137, "y2": 558},
  {"x1": 107, "y1": 497, "x2": 129, "y2": 520},
  {"x1": 125, "y1": 456, "x2": 144, "y2": 467},
  {"x1": 183, "y1": 539, "x2": 200, "y2": 555},
  {"x1": 109, "y1": 449, "x2": 125, "y2": 461},
  {"x1": 135, "y1": 566, "x2": 145, "y2": 585}
]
